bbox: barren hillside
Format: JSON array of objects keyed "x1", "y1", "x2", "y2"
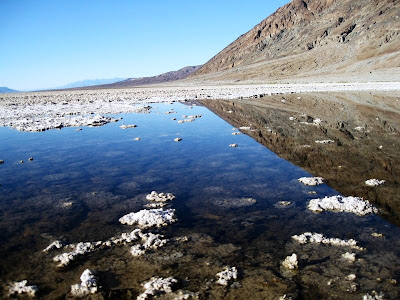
[{"x1": 190, "y1": 0, "x2": 400, "y2": 83}]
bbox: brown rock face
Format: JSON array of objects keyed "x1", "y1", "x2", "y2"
[{"x1": 191, "y1": 0, "x2": 400, "y2": 82}]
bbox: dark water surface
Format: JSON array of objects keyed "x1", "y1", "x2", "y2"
[{"x1": 0, "y1": 101, "x2": 399, "y2": 299}]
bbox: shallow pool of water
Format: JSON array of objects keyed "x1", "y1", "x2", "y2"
[{"x1": 0, "y1": 102, "x2": 399, "y2": 299}]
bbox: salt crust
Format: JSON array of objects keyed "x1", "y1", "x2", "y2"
[
  {"x1": 308, "y1": 195, "x2": 378, "y2": 216},
  {"x1": 362, "y1": 291, "x2": 385, "y2": 300},
  {"x1": 119, "y1": 208, "x2": 176, "y2": 228},
  {"x1": 7, "y1": 280, "x2": 38, "y2": 297},
  {"x1": 365, "y1": 179, "x2": 386, "y2": 187},
  {"x1": 274, "y1": 201, "x2": 293, "y2": 209},
  {"x1": 315, "y1": 140, "x2": 335, "y2": 144},
  {"x1": 137, "y1": 277, "x2": 177, "y2": 300},
  {"x1": 282, "y1": 253, "x2": 298, "y2": 270},
  {"x1": 229, "y1": 143, "x2": 238, "y2": 147},
  {"x1": 341, "y1": 252, "x2": 356, "y2": 263},
  {"x1": 146, "y1": 191, "x2": 175, "y2": 202},
  {"x1": 43, "y1": 240, "x2": 63, "y2": 252},
  {"x1": 216, "y1": 266, "x2": 238, "y2": 286},
  {"x1": 130, "y1": 232, "x2": 168, "y2": 257},
  {"x1": 120, "y1": 124, "x2": 137, "y2": 129},
  {"x1": 298, "y1": 177, "x2": 324, "y2": 186},
  {"x1": 70, "y1": 269, "x2": 99, "y2": 297},
  {"x1": 292, "y1": 232, "x2": 364, "y2": 250}
]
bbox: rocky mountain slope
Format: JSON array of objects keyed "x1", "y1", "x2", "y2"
[
  {"x1": 190, "y1": 0, "x2": 400, "y2": 83},
  {"x1": 0, "y1": 87, "x2": 18, "y2": 93}
]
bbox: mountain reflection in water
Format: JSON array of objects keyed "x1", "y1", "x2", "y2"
[{"x1": 202, "y1": 91, "x2": 400, "y2": 226}]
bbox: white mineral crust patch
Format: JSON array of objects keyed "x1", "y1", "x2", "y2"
[
  {"x1": 298, "y1": 177, "x2": 324, "y2": 186},
  {"x1": 70, "y1": 269, "x2": 99, "y2": 297},
  {"x1": 119, "y1": 208, "x2": 177, "y2": 228},
  {"x1": 282, "y1": 253, "x2": 298, "y2": 270},
  {"x1": 43, "y1": 240, "x2": 63, "y2": 252},
  {"x1": 341, "y1": 252, "x2": 356, "y2": 263},
  {"x1": 315, "y1": 140, "x2": 335, "y2": 144},
  {"x1": 292, "y1": 232, "x2": 364, "y2": 250},
  {"x1": 365, "y1": 179, "x2": 386, "y2": 187},
  {"x1": 308, "y1": 195, "x2": 378, "y2": 216},
  {"x1": 131, "y1": 232, "x2": 168, "y2": 257},
  {"x1": 363, "y1": 291, "x2": 385, "y2": 300},
  {"x1": 137, "y1": 277, "x2": 177, "y2": 300},
  {"x1": 146, "y1": 191, "x2": 175, "y2": 202},
  {"x1": 216, "y1": 266, "x2": 238, "y2": 286},
  {"x1": 8, "y1": 280, "x2": 38, "y2": 297}
]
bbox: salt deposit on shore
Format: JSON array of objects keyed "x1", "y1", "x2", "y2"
[
  {"x1": 119, "y1": 208, "x2": 177, "y2": 228},
  {"x1": 137, "y1": 277, "x2": 177, "y2": 300},
  {"x1": 292, "y1": 232, "x2": 364, "y2": 250},
  {"x1": 2, "y1": 82, "x2": 399, "y2": 131},
  {"x1": 282, "y1": 254, "x2": 298, "y2": 270},
  {"x1": 298, "y1": 177, "x2": 324, "y2": 186},
  {"x1": 308, "y1": 195, "x2": 378, "y2": 216},
  {"x1": 365, "y1": 179, "x2": 385, "y2": 187}
]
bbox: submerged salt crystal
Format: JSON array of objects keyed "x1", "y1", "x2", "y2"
[
  {"x1": 8, "y1": 280, "x2": 38, "y2": 297},
  {"x1": 43, "y1": 240, "x2": 63, "y2": 252},
  {"x1": 137, "y1": 277, "x2": 177, "y2": 300},
  {"x1": 282, "y1": 253, "x2": 298, "y2": 270},
  {"x1": 341, "y1": 252, "x2": 356, "y2": 263},
  {"x1": 308, "y1": 195, "x2": 378, "y2": 216},
  {"x1": 229, "y1": 143, "x2": 238, "y2": 147},
  {"x1": 362, "y1": 291, "x2": 385, "y2": 300},
  {"x1": 365, "y1": 179, "x2": 385, "y2": 187},
  {"x1": 70, "y1": 269, "x2": 99, "y2": 297},
  {"x1": 292, "y1": 232, "x2": 364, "y2": 250},
  {"x1": 298, "y1": 177, "x2": 324, "y2": 186},
  {"x1": 216, "y1": 266, "x2": 238, "y2": 286},
  {"x1": 119, "y1": 208, "x2": 177, "y2": 228}
]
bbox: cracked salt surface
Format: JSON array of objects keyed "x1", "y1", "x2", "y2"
[
  {"x1": 292, "y1": 232, "x2": 364, "y2": 250},
  {"x1": 308, "y1": 195, "x2": 378, "y2": 216}
]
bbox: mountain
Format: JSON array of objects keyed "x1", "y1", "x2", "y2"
[
  {"x1": 190, "y1": 0, "x2": 400, "y2": 83},
  {"x1": 103, "y1": 65, "x2": 201, "y2": 88},
  {"x1": 0, "y1": 87, "x2": 18, "y2": 93},
  {"x1": 55, "y1": 78, "x2": 126, "y2": 89}
]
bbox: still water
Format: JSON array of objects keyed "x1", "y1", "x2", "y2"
[{"x1": 0, "y1": 101, "x2": 399, "y2": 299}]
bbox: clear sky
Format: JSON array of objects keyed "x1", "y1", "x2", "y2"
[{"x1": 0, "y1": 0, "x2": 289, "y2": 91}]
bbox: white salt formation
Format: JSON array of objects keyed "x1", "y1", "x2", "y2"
[
  {"x1": 292, "y1": 232, "x2": 364, "y2": 250},
  {"x1": 131, "y1": 232, "x2": 168, "y2": 257},
  {"x1": 146, "y1": 191, "x2": 175, "y2": 202},
  {"x1": 282, "y1": 253, "x2": 298, "y2": 270},
  {"x1": 119, "y1": 208, "x2": 177, "y2": 228},
  {"x1": 274, "y1": 201, "x2": 293, "y2": 208},
  {"x1": 229, "y1": 143, "x2": 238, "y2": 147},
  {"x1": 308, "y1": 195, "x2": 378, "y2": 216},
  {"x1": 120, "y1": 124, "x2": 137, "y2": 129},
  {"x1": 43, "y1": 240, "x2": 63, "y2": 252},
  {"x1": 365, "y1": 179, "x2": 385, "y2": 187},
  {"x1": 70, "y1": 269, "x2": 99, "y2": 297},
  {"x1": 8, "y1": 280, "x2": 38, "y2": 297},
  {"x1": 363, "y1": 291, "x2": 385, "y2": 300},
  {"x1": 298, "y1": 177, "x2": 324, "y2": 186},
  {"x1": 137, "y1": 277, "x2": 177, "y2": 300},
  {"x1": 174, "y1": 137, "x2": 183, "y2": 142},
  {"x1": 341, "y1": 252, "x2": 356, "y2": 263},
  {"x1": 315, "y1": 140, "x2": 335, "y2": 144},
  {"x1": 216, "y1": 266, "x2": 238, "y2": 286}
]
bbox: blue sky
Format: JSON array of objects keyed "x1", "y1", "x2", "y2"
[{"x1": 0, "y1": 0, "x2": 289, "y2": 90}]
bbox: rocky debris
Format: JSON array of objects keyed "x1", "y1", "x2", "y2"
[
  {"x1": 292, "y1": 232, "x2": 364, "y2": 250},
  {"x1": 43, "y1": 240, "x2": 63, "y2": 252},
  {"x1": 298, "y1": 177, "x2": 324, "y2": 186},
  {"x1": 362, "y1": 291, "x2": 385, "y2": 300},
  {"x1": 120, "y1": 124, "x2": 137, "y2": 129},
  {"x1": 7, "y1": 280, "x2": 38, "y2": 297},
  {"x1": 174, "y1": 137, "x2": 183, "y2": 142},
  {"x1": 282, "y1": 253, "x2": 298, "y2": 270},
  {"x1": 70, "y1": 269, "x2": 99, "y2": 297},
  {"x1": 308, "y1": 195, "x2": 378, "y2": 216},
  {"x1": 216, "y1": 266, "x2": 238, "y2": 286},
  {"x1": 119, "y1": 208, "x2": 177, "y2": 228},
  {"x1": 315, "y1": 140, "x2": 335, "y2": 144},
  {"x1": 341, "y1": 252, "x2": 356, "y2": 263},
  {"x1": 229, "y1": 143, "x2": 238, "y2": 147},
  {"x1": 146, "y1": 191, "x2": 175, "y2": 202},
  {"x1": 274, "y1": 201, "x2": 294, "y2": 208},
  {"x1": 365, "y1": 179, "x2": 385, "y2": 187},
  {"x1": 137, "y1": 277, "x2": 177, "y2": 300}
]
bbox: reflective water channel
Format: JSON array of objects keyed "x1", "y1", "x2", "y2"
[{"x1": 0, "y1": 92, "x2": 399, "y2": 299}]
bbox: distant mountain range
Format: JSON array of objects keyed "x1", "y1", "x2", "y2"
[
  {"x1": 0, "y1": 87, "x2": 18, "y2": 93},
  {"x1": 54, "y1": 78, "x2": 127, "y2": 89},
  {"x1": 190, "y1": 0, "x2": 400, "y2": 83}
]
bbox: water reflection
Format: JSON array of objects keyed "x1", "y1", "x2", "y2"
[{"x1": 202, "y1": 91, "x2": 400, "y2": 226}]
